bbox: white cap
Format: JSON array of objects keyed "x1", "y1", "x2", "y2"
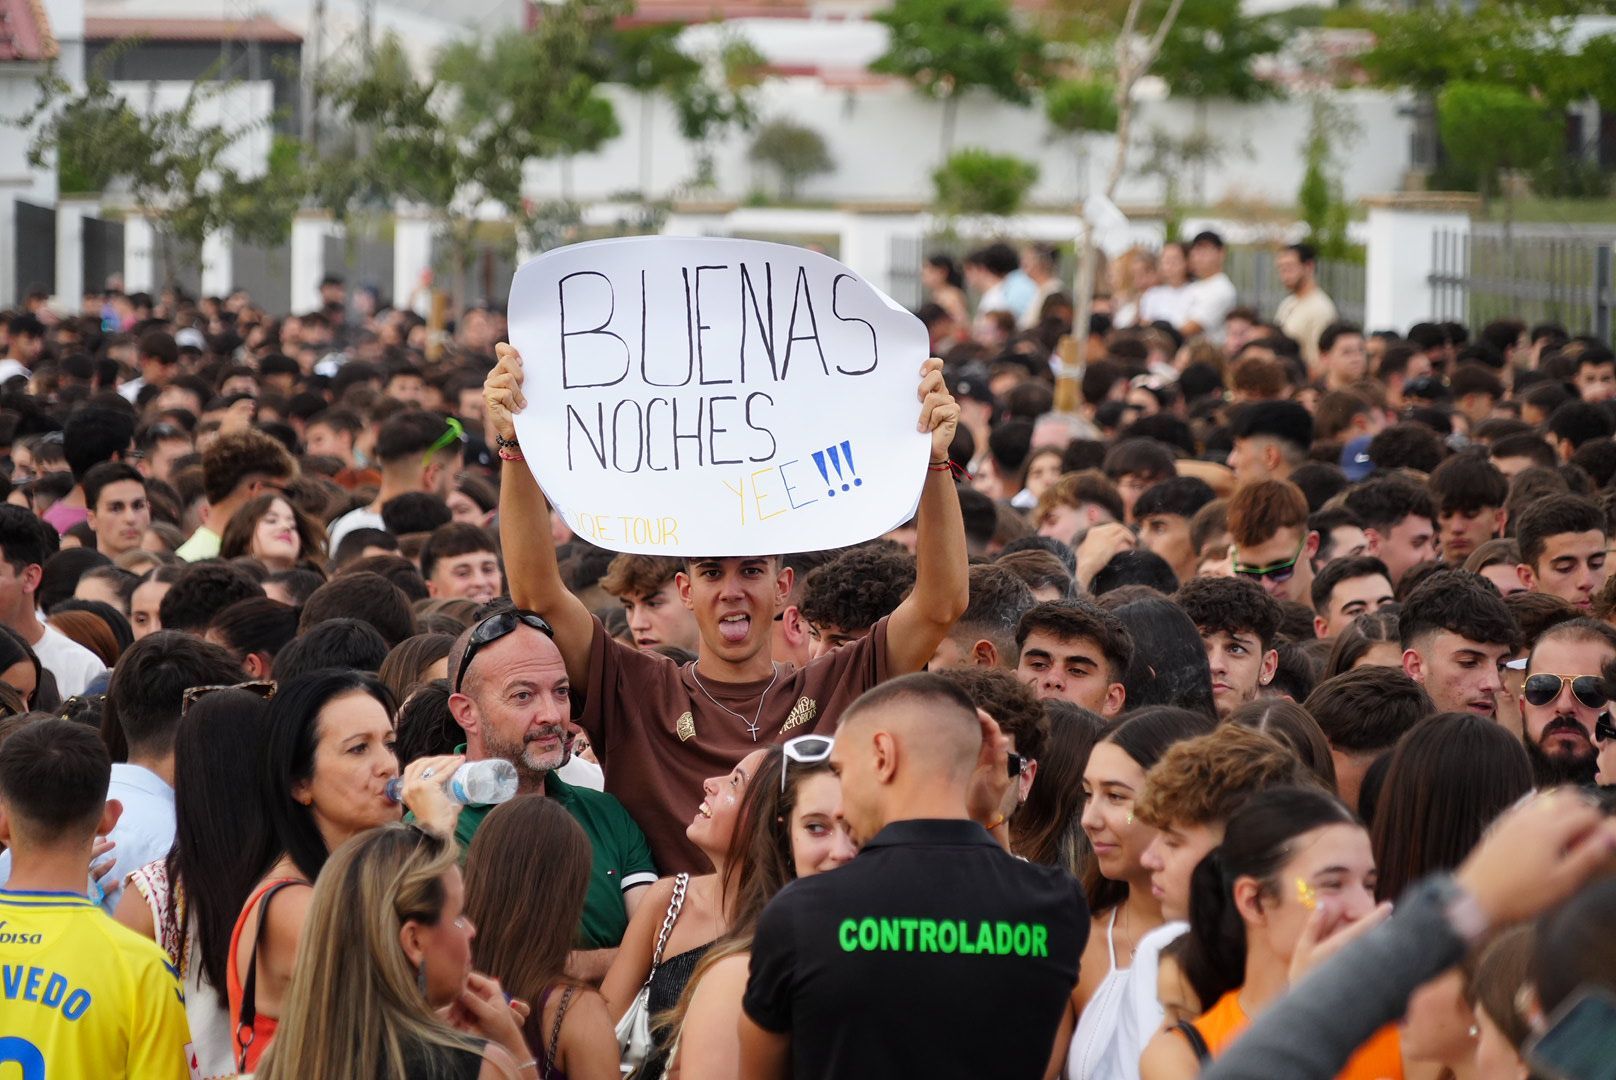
[{"x1": 175, "y1": 327, "x2": 206, "y2": 351}]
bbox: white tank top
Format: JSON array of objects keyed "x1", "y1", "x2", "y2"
[{"x1": 1067, "y1": 908, "x2": 1132, "y2": 1080}]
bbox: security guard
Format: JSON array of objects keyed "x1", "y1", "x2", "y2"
[{"x1": 741, "y1": 673, "x2": 1089, "y2": 1079}]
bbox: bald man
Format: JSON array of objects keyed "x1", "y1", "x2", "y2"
[{"x1": 739, "y1": 673, "x2": 1089, "y2": 1079}]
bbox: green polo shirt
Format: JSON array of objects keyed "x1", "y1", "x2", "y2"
[{"x1": 448, "y1": 763, "x2": 657, "y2": 950}]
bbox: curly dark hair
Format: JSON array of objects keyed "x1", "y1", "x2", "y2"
[
  {"x1": 1174, "y1": 576, "x2": 1284, "y2": 649},
  {"x1": 1367, "y1": 422, "x2": 1445, "y2": 474},
  {"x1": 933, "y1": 666, "x2": 1048, "y2": 762},
  {"x1": 798, "y1": 543, "x2": 915, "y2": 633}
]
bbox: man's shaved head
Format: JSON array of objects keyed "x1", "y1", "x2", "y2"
[{"x1": 833, "y1": 673, "x2": 984, "y2": 839}]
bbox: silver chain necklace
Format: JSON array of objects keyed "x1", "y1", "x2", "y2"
[{"x1": 690, "y1": 663, "x2": 781, "y2": 742}]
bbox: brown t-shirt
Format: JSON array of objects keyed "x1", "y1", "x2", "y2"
[{"x1": 579, "y1": 615, "x2": 892, "y2": 873}]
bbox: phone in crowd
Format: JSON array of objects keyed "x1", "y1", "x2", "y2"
[{"x1": 1523, "y1": 988, "x2": 1616, "y2": 1080}]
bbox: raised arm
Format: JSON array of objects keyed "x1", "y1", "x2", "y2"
[
  {"x1": 1202, "y1": 791, "x2": 1616, "y2": 1080},
  {"x1": 485, "y1": 343, "x2": 596, "y2": 686},
  {"x1": 885, "y1": 358, "x2": 969, "y2": 673}
]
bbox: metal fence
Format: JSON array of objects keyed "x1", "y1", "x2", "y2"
[
  {"x1": 1224, "y1": 246, "x2": 1366, "y2": 328},
  {"x1": 14, "y1": 201, "x2": 56, "y2": 304},
  {"x1": 1428, "y1": 227, "x2": 1616, "y2": 341},
  {"x1": 889, "y1": 234, "x2": 925, "y2": 310}
]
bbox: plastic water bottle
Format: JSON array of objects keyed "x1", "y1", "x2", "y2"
[{"x1": 386, "y1": 759, "x2": 519, "y2": 806}]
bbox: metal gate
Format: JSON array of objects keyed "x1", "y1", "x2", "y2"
[
  {"x1": 1225, "y1": 246, "x2": 1366, "y2": 328},
  {"x1": 1428, "y1": 227, "x2": 1616, "y2": 342},
  {"x1": 81, "y1": 215, "x2": 124, "y2": 296},
  {"x1": 232, "y1": 241, "x2": 292, "y2": 315},
  {"x1": 14, "y1": 201, "x2": 56, "y2": 304},
  {"x1": 323, "y1": 230, "x2": 395, "y2": 300}
]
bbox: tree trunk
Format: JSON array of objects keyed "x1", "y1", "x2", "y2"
[
  {"x1": 639, "y1": 92, "x2": 653, "y2": 196},
  {"x1": 940, "y1": 94, "x2": 960, "y2": 161}
]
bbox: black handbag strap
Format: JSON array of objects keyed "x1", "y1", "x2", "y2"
[
  {"x1": 236, "y1": 880, "x2": 305, "y2": 1070},
  {"x1": 542, "y1": 985, "x2": 578, "y2": 1080},
  {"x1": 1175, "y1": 1019, "x2": 1212, "y2": 1063}
]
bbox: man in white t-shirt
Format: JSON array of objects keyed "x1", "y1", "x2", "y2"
[
  {"x1": 1274, "y1": 242, "x2": 1338, "y2": 369},
  {"x1": 327, "y1": 410, "x2": 465, "y2": 553},
  {"x1": 0, "y1": 505, "x2": 106, "y2": 696},
  {"x1": 1180, "y1": 231, "x2": 1238, "y2": 345},
  {"x1": 94, "y1": 631, "x2": 244, "y2": 910}
]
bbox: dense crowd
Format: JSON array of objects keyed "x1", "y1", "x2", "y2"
[{"x1": 1, "y1": 239, "x2": 1615, "y2": 1080}]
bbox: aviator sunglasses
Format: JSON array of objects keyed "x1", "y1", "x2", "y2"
[{"x1": 1521, "y1": 673, "x2": 1608, "y2": 711}]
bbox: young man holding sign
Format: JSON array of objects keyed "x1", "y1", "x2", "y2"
[{"x1": 484, "y1": 342, "x2": 969, "y2": 872}]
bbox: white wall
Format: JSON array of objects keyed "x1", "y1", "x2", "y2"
[
  {"x1": 523, "y1": 81, "x2": 1413, "y2": 210},
  {"x1": 109, "y1": 80, "x2": 276, "y2": 178}
]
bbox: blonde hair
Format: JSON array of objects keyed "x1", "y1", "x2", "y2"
[{"x1": 254, "y1": 824, "x2": 497, "y2": 1079}]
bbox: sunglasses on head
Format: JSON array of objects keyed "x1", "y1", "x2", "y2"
[
  {"x1": 423, "y1": 417, "x2": 466, "y2": 468},
  {"x1": 781, "y1": 734, "x2": 834, "y2": 791},
  {"x1": 1522, "y1": 673, "x2": 1608, "y2": 711},
  {"x1": 181, "y1": 679, "x2": 277, "y2": 717},
  {"x1": 453, "y1": 610, "x2": 554, "y2": 692}
]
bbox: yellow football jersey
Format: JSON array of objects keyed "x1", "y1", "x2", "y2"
[{"x1": 0, "y1": 889, "x2": 196, "y2": 1079}]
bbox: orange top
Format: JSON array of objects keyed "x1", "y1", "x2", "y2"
[
  {"x1": 1192, "y1": 990, "x2": 1404, "y2": 1080},
  {"x1": 227, "y1": 877, "x2": 306, "y2": 1073}
]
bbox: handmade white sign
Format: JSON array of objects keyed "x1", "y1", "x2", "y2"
[{"x1": 507, "y1": 236, "x2": 931, "y2": 556}]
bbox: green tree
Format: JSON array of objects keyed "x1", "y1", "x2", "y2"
[
  {"x1": 1155, "y1": 0, "x2": 1283, "y2": 104},
  {"x1": 1297, "y1": 96, "x2": 1356, "y2": 261},
  {"x1": 598, "y1": 23, "x2": 703, "y2": 194},
  {"x1": 1438, "y1": 80, "x2": 1559, "y2": 219},
  {"x1": 748, "y1": 119, "x2": 835, "y2": 200},
  {"x1": 25, "y1": 54, "x2": 303, "y2": 285},
  {"x1": 672, "y1": 34, "x2": 767, "y2": 189},
  {"x1": 871, "y1": 0, "x2": 1048, "y2": 159},
  {"x1": 932, "y1": 149, "x2": 1040, "y2": 217},
  {"x1": 1044, "y1": 77, "x2": 1118, "y2": 195},
  {"x1": 315, "y1": 9, "x2": 621, "y2": 305}
]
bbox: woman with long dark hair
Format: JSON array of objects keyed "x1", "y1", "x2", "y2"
[
  {"x1": 1013, "y1": 700, "x2": 1106, "y2": 875},
  {"x1": 1138, "y1": 786, "x2": 1397, "y2": 1080},
  {"x1": 1228, "y1": 698, "x2": 1339, "y2": 793},
  {"x1": 115, "y1": 687, "x2": 279, "y2": 1077},
  {"x1": 227, "y1": 669, "x2": 461, "y2": 1072},
  {"x1": 464, "y1": 796, "x2": 620, "y2": 1080},
  {"x1": 1371, "y1": 712, "x2": 1532, "y2": 904},
  {"x1": 1323, "y1": 609, "x2": 1402, "y2": 678},
  {"x1": 667, "y1": 740, "x2": 857, "y2": 1079},
  {"x1": 1051, "y1": 706, "x2": 1215, "y2": 1080},
  {"x1": 599, "y1": 747, "x2": 769, "y2": 1080}
]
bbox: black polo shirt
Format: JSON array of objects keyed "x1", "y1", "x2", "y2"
[{"x1": 743, "y1": 818, "x2": 1089, "y2": 1079}]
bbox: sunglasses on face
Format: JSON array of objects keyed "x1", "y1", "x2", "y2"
[
  {"x1": 453, "y1": 610, "x2": 554, "y2": 692},
  {"x1": 1522, "y1": 673, "x2": 1608, "y2": 711},
  {"x1": 1231, "y1": 541, "x2": 1305, "y2": 584}
]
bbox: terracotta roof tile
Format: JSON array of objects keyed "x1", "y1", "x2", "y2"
[{"x1": 0, "y1": 0, "x2": 56, "y2": 63}]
